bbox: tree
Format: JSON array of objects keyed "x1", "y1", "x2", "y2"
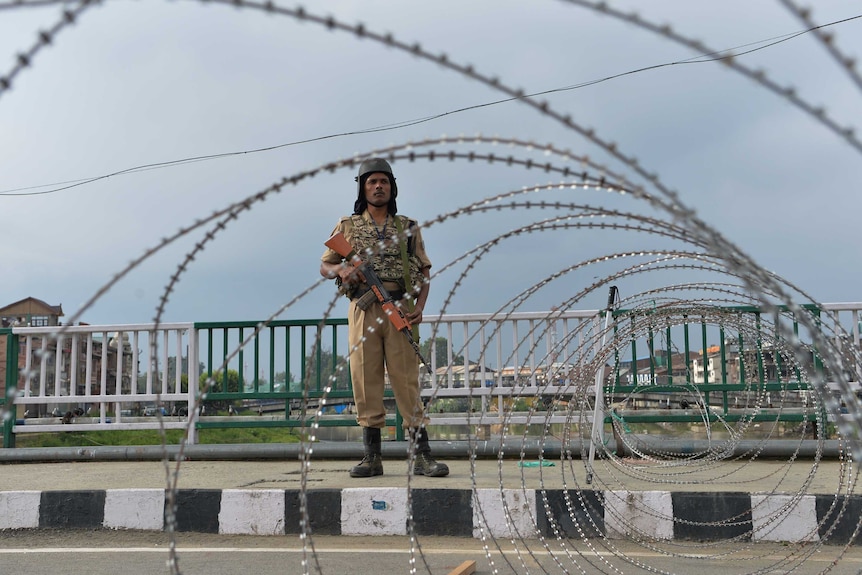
[
  {"x1": 304, "y1": 348, "x2": 350, "y2": 391},
  {"x1": 269, "y1": 370, "x2": 295, "y2": 392},
  {"x1": 200, "y1": 368, "x2": 242, "y2": 393},
  {"x1": 419, "y1": 337, "x2": 464, "y2": 368},
  {"x1": 167, "y1": 355, "x2": 188, "y2": 377},
  {"x1": 199, "y1": 369, "x2": 242, "y2": 413},
  {"x1": 137, "y1": 356, "x2": 202, "y2": 393}
]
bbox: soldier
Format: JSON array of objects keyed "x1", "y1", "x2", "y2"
[{"x1": 320, "y1": 158, "x2": 449, "y2": 478}]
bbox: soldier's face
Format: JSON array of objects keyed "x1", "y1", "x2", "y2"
[{"x1": 364, "y1": 173, "x2": 391, "y2": 208}]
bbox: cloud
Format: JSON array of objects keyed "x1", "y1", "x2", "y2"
[{"x1": 1, "y1": 1, "x2": 860, "y2": 325}]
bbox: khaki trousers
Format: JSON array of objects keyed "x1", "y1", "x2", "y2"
[{"x1": 348, "y1": 300, "x2": 427, "y2": 428}]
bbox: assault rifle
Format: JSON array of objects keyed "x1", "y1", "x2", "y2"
[{"x1": 324, "y1": 231, "x2": 433, "y2": 375}]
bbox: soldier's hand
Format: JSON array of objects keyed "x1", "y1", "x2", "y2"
[
  {"x1": 406, "y1": 305, "x2": 423, "y2": 325},
  {"x1": 338, "y1": 264, "x2": 365, "y2": 285}
]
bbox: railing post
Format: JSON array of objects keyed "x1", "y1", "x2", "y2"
[
  {"x1": 188, "y1": 325, "x2": 200, "y2": 445},
  {"x1": 3, "y1": 328, "x2": 19, "y2": 448},
  {"x1": 395, "y1": 410, "x2": 404, "y2": 441}
]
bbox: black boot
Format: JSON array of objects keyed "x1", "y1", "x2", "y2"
[
  {"x1": 350, "y1": 427, "x2": 383, "y2": 478},
  {"x1": 411, "y1": 427, "x2": 449, "y2": 477}
]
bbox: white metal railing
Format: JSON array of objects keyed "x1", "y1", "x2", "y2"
[
  {"x1": 8, "y1": 323, "x2": 197, "y2": 438},
  {"x1": 419, "y1": 310, "x2": 601, "y2": 426},
  {"x1": 821, "y1": 302, "x2": 862, "y2": 348},
  {"x1": 4, "y1": 304, "x2": 861, "y2": 444}
]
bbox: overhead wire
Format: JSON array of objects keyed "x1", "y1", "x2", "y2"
[{"x1": 0, "y1": 11, "x2": 859, "y2": 198}]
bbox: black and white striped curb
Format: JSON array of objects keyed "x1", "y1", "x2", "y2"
[{"x1": 1, "y1": 488, "x2": 859, "y2": 543}]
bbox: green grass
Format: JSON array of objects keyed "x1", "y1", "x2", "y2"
[{"x1": 9, "y1": 427, "x2": 302, "y2": 448}]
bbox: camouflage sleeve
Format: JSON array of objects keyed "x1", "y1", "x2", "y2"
[{"x1": 411, "y1": 221, "x2": 432, "y2": 270}]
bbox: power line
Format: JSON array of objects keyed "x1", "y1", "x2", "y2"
[{"x1": 1, "y1": 12, "x2": 859, "y2": 198}]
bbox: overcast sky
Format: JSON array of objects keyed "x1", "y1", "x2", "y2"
[{"x1": 1, "y1": 1, "x2": 860, "y2": 327}]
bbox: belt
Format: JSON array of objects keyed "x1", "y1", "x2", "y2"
[{"x1": 381, "y1": 281, "x2": 405, "y2": 301}]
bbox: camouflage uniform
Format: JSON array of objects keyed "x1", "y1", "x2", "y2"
[{"x1": 321, "y1": 210, "x2": 432, "y2": 429}]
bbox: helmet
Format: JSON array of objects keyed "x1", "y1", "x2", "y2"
[
  {"x1": 353, "y1": 157, "x2": 398, "y2": 215},
  {"x1": 356, "y1": 158, "x2": 396, "y2": 183}
]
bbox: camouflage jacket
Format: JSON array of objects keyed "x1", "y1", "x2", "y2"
[{"x1": 321, "y1": 211, "x2": 431, "y2": 297}]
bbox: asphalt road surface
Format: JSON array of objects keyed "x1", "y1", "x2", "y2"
[{"x1": 4, "y1": 530, "x2": 862, "y2": 575}]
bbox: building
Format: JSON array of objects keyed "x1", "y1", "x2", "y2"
[
  {"x1": 0, "y1": 296, "x2": 64, "y2": 328},
  {"x1": 1, "y1": 298, "x2": 66, "y2": 398},
  {"x1": 0, "y1": 297, "x2": 132, "y2": 418},
  {"x1": 432, "y1": 363, "x2": 496, "y2": 388}
]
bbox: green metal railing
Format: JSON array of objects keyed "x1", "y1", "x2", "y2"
[
  {"x1": 604, "y1": 304, "x2": 829, "y2": 426},
  {"x1": 2, "y1": 328, "x2": 18, "y2": 448},
  {"x1": 1, "y1": 304, "x2": 856, "y2": 447},
  {"x1": 194, "y1": 319, "x2": 402, "y2": 435}
]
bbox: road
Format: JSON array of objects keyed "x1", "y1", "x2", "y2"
[{"x1": 4, "y1": 531, "x2": 862, "y2": 575}]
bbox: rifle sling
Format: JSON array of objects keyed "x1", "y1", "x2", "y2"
[{"x1": 394, "y1": 216, "x2": 420, "y2": 344}]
